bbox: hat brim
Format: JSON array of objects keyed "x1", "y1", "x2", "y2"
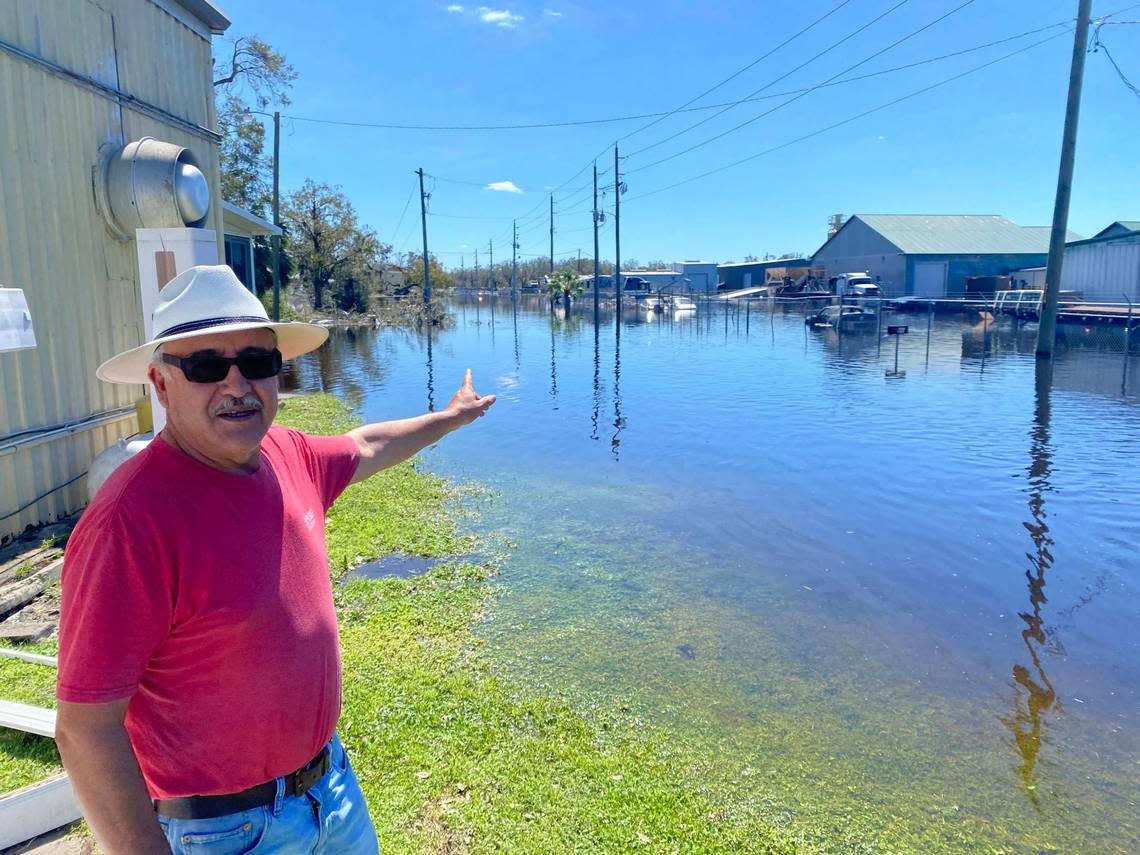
[{"x1": 96, "y1": 321, "x2": 330, "y2": 384}]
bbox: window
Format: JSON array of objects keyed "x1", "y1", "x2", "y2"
[{"x1": 224, "y1": 234, "x2": 253, "y2": 291}]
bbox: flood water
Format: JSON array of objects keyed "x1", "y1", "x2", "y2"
[{"x1": 289, "y1": 296, "x2": 1140, "y2": 853}]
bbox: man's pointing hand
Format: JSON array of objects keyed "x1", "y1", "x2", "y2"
[{"x1": 446, "y1": 369, "x2": 496, "y2": 427}]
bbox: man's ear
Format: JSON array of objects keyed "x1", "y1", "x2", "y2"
[{"x1": 148, "y1": 362, "x2": 171, "y2": 409}]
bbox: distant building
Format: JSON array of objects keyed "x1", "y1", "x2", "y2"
[
  {"x1": 222, "y1": 201, "x2": 282, "y2": 292},
  {"x1": 717, "y1": 258, "x2": 814, "y2": 291},
  {"x1": 622, "y1": 261, "x2": 719, "y2": 293},
  {"x1": 811, "y1": 215, "x2": 1081, "y2": 298},
  {"x1": 1060, "y1": 221, "x2": 1140, "y2": 301}
]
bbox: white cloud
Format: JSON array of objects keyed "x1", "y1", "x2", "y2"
[
  {"x1": 446, "y1": 4, "x2": 464, "y2": 10},
  {"x1": 543, "y1": 8, "x2": 563, "y2": 16},
  {"x1": 487, "y1": 180, "x2": 523, "y2": 193},
  {"x1": 478, "y1": 7, "x2": 523, "y2": 27}
]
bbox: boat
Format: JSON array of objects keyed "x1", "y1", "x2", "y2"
[
  {"x1": 805, "y1": 305, "x2": 877, "y2": 329},
  {"x1": 668, "y1": 295, "x2": 697, "y2": 312},
  {"x1": 639, "y1": 295, "x2": 667, "y2": 311}
]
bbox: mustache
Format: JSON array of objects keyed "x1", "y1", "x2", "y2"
[{"x1": 212, "y1": 395, "x2": 263, "y2": 416}]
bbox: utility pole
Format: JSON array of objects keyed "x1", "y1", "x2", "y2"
[
  {"x1": 549, "y1": 193, "x2": 555, "y2": 273},
  {"x1": 593, "y1": 161, "x2": 600, "y2": 322},
  {"x1": 512, "y1": 219, "x2": 518, "y2": 301},
  {"x1": 1037, "y1": 0, "x2": 1092, "y2": 357},
  {"x1": 577, "y1": 249, "x2": 581, "y2": 274},
  {"x1": 460, "y1": 255, "x2": 464, "y2": 290},
  {"x1": 416, "y1": 168, "x2": 431, "y2": 307},
  {"x1": 271, "y1": 111, "x2": 281, "y2": 321},
  {"x1": 474, "y1": 248, "x2": 479, "y2": 291},
  {"x1": 489, "y1": 238, "x2": 495, "y2": 292},
  {"x1": 614, "y1": 145, "x2": 622, "y2": 317}
]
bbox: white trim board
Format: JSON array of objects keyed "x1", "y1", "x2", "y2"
[
  {"x1": 0, "y1": 700, "x2": 57, "y2": 738},
  {"x1": 0, "y1": 775, "x2": 83, "y2": 851}
]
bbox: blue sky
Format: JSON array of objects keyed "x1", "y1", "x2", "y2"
[{"x1": 215, "y1": 0, "x2": 1139, "y2": 267}]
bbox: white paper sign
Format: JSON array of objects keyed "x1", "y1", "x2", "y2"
[{"x1": 0, "y1": 288, "x2": 36, "y2": 352}]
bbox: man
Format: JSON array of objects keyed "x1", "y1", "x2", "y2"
[{"x1": 55, "y1": 265, "x2": 495, "y2": 854}]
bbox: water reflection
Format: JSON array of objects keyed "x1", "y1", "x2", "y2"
[
  {"x1": 591, "y1": 325, "x2": 601, "y2": 442},
  {"x1": 612, "y1": 322, "x2": 624, "y2": 460},
  {"x1": 512, "y1": 301, "x2": 520, "y2": 370},
  {"x1": 549, "y1": 314, "x2": 558, "y2": 406},
  {"x1": 999, "y1": 359, "x2": 1061, "y2": 807},
  {"x1": 425, "y1": 328, "x2": 435, "y2": 412}
]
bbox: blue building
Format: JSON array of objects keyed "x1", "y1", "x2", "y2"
[{"x1": 810, "y1": 215, "x2": 1081, "y2": 298}]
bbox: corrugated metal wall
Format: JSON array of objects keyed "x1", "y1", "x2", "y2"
[
  {"x1": 1062, "y1": 236, "x2": 1140, "y2": 302},
  {"x1": 0, "y1": 0, "x2": 222, "y2": 541}
]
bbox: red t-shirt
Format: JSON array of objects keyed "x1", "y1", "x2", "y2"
[{"x1": 57, "y1": 425, "x2": 359, "y2": 799}]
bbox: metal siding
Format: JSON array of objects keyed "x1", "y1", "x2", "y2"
[
  {"x1": 812, "y1": 217, "x2": 902, "y2": 261},
  {"x1": 0, "y1": 0, "x2": 221, "y2": 540},
  {"x1": 816, "y1": 252, "x2": 906, "y2": 296},
  {"x1": 1061, "y1": 236, "x2": 1140, "y2": 301}
]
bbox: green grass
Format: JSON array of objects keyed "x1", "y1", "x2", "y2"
[
  {"x1": 0, "y1": 641, "x2": 61, "y2": 793},
  {"x1": 9, "y1": 561, "x2": 35, "y2": 581}
]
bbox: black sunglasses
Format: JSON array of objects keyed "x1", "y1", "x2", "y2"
[{"x1": 160, "y1": 348, "x2": 283, "y2": 384}]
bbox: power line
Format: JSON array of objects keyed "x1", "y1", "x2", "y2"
[
  {"x1": 627, "y1": 0, "x2": 979, "y2": 174},
  {"x1": 1090, "y1": 16, "x2": 1140, "y2": 99},
  {"x1": 626, "y1": 0, "x2": 915, "y2": 159},
  {"x1": 388, "y1": 177, "x2": 418, "y2": 245},
  {"x1": 267, "y1": 20, "x2": 1069, "y2": 138},
  {"x1": 615, "y1": 0, "x2": 857, "y2": 142},
  {"x1": 626, "y1": 30, "x2": 1067, "y2": 203}
]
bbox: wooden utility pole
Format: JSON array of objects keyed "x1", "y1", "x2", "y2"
[
  {"x1": 592, "y1": 161, "x2": 600, "y2": 322},
  {"x1": 416, "y1": 168, "x2": 431, "y2": 307},
  {"x1": 549, "y1": 193, "x2": 555, "y2": 273},
  {"x1": 577, "y1": 249, "x2": 581, "y2": 273},
  {"x1": 474, "y1": 248, "x2": 479, "y2": 291},
  {"x1": 1037, "y1": 0, "x2": 1092, "y2": 357},
  {"x1": 489, "y1": 239, "x2": 495, "y2": 291},
  {"x1": 614, "y1": 145, "x2": 622, "y2": 318},
  {"x1": 271, "y1": 111, "x2": 281, "y2": 321},
  {"x1": 512, "y1": 219, "x2": 518, "y2": 301}
]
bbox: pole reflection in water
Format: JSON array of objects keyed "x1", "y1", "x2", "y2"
[
  {"x1": 612, "y1": 322, "x2": 624, "y2": 460},
  {"x1": 512, "y1": 300, "x2": 520, "y2": 370},
  {"x1": 490, "y1": 292, "x2": 496, "y2": 346},
  {"x1": 591, "y1": 325, "x2": 601, "y2": 441},
  {"x1": 999, "y1": 359, "x2": 1061, "y2": 807},
  {"x1": 425, "y1": 328, "x2": 435, "y2": 412},
  {"x1": 549, "y1": 314, "x2": 558, "y2": 406}
]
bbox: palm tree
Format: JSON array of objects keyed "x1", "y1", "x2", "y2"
[{"x1": 549, "y1": 268, "x2": 583, "y2": 315}]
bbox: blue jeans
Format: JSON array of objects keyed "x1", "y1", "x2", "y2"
[{"x1": 157, "y1": 734, "x2": 379, "y2": 854}]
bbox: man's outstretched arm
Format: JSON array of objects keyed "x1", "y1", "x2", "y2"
[{"x1": 347, "y1": 369, "x2": 495, "y2": 484}]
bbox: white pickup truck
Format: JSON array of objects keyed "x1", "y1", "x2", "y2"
[{"x1": 831, "y1": 272, "x2": 880, "y2": 298}]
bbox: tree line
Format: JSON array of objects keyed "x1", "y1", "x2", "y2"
[{"x1": 214, "y1": 36, "x2": 447, "y2": 316}]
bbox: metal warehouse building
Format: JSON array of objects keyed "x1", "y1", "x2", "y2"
[
  {"x1": 1060, "y1": 221, "x2": 1140, "y2": 301},
  {"x1": 0, "y1": 0, "x2": 230, "y2": 542},
  {"x1": 811, "y1": 215, "x2": 1079, "y2": 298}
]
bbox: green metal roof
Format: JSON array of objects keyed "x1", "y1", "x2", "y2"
[
  {"x1": 1092, "y1": 220, "x2": 1140, "y2": 238},
  {"x1": 853, "y1": 215, "x2": 1080, "y2": 255}
]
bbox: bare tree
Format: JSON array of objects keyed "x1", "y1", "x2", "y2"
[{"x1": 213, "y1": 36, "x2": 297, "y2": 108}]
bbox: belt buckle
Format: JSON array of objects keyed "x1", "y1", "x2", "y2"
[{"x1": 291, "y1": 748, "x2": 328, "y2": 797}]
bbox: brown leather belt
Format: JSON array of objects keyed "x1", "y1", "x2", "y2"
[{"x1": 154, "y1": 744, "x2": 331, "y2": 820}]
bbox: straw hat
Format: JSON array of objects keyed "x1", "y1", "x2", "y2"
[{"x1": 96, "y1": 265, "x2": 328, "y2": 384}]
